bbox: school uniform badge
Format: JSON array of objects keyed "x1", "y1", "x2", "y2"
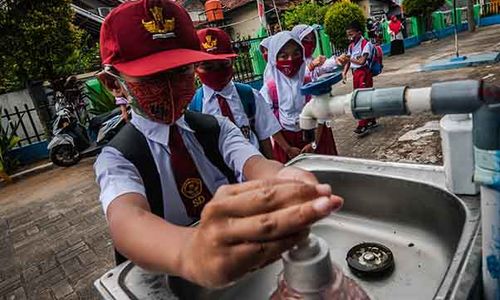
[{"x1": 181, "y1": 178, "x2": 206, "y2": 208}]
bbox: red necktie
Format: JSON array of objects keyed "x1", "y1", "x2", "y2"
[
  {"x1": 216, "y1": 94, "x2": 236, "y2": 123},
  {"x1": 169, "y1": 125, "x2": 213, "y2": 219}
]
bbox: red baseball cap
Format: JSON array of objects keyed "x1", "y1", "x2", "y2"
[
  {"x1": 100, "y1": 0, "x2": 221, "y2": 77},
  {"x1": 197, "y1": 28, "x2": 238, "y2": 59}
]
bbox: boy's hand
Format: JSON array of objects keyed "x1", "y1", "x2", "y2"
[
  {"x1": 286, "y1": 147, "x2": 301, "y2": 159},
  {"x1": 342, "y1": 72, "x2": 348, "y2": 84},
  {"x1": 276, "y1": 166, "x2": 318, "y2": 185},
  {"x1": 336, "y1": 54, "x2": 350, "y2": 66},
  {"x1": 121, "y1": 111, "x2": 129, "y2": 122},
  {"x1": 180, "y1": 179, "x2": 343, "y2": 288},
  {"x1": 313, "y1": 56, "x2": 327, "y2": 67},
  {"x1": 300, "y1": 143, "x2": 315, "y2": 154}
]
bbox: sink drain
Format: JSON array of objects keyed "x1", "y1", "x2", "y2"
[{"x1": 346, "y1": 242, "x2": 394, "y2": 278}]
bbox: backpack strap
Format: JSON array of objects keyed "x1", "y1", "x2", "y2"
[
  {"x1": 234, "y1": 82, "x2": 256, "y2": 127},
  {"x1": 358, "y1": 38, "x2": 376, "y2": 68},
  {"x1": 189, "y1": 87, "x2": 204, "y2": 112},
  {"x1": 349, "y1": 38, "x2": 369, "y2": 58},
  {"x1": 107, "y1": 123, "x2": 164, "y2": 265},
  {"x1": 108, "y1": 123, "x2": 164, "y2": 218},
  {"x1": 184, "y1": 111, "x2": 237, "y2": 184},
  {"x1": 361, "y1": 38, "x2": 368, "y2": 49}
]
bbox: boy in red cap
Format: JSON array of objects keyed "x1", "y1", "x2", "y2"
[
  {"x1": 191, "y1": 28, "x2": 281, "y2": 159},
  {"x1": 95, "y1": 0, "x2": 342, "y2": 289}
]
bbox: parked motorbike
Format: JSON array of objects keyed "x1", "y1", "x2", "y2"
[{"x1": 47, "y1": 77, "x2": 128, "y2": 167}]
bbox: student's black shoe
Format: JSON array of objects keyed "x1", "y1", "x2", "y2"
[
  {"x1": 367, "y1": 120, "x2": 379, "y2": 129},
  {"x1": 354, "y1": 125, "x2": 369, "y2": 136}
]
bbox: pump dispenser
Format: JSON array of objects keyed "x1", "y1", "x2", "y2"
[{"x1": 270, "y1": 235, "x2": 370, "y2": 300}]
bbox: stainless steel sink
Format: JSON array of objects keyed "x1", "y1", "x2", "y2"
[{"x1": 95, "y1": 155, "x2": 481, "y2": 300}]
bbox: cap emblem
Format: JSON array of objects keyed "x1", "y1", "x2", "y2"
[
  {"x1": 142, "y1": 7, "x2": 176, "y2": 39},
  {"x1": 202, "y1": 35, "x2": 218, "y2": 52}
]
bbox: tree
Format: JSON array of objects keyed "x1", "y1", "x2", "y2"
[
  {"x1": 282, "y1": 1, "x2": 329, "y2": 30},
  {"x1": 466, "y1": 0, "x2": 476, "y2": 32},
  {"x1": 324, "y1": 1, "x2": 365, "y2": 50},
  {"x1": 402, "y1": 0, "x2": 445, "y2": 31},
  {"x1": 0, "y1": 0, "x2": 100, "y2": 94}
]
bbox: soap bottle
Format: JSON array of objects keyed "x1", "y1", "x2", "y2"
[{"x1": 270, "y1": 235, "x2": 370, "y2": 300}]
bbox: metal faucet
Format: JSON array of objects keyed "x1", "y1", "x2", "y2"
[{"x1": 299, "y1": 76, "x2": 500, "y2": 299}]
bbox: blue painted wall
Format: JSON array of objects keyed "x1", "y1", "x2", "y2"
[
  {"x1": 8, "y1": 141, "x2": 49, "y2": 165},
  {"x1": 479, "y1": 14, "x2": 500, "y2": 26}
]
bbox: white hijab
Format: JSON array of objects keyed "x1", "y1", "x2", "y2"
[
  {"x1": 291, "y1": 24, "x2": 316, "y2": 60},
  {"x1": 260, "y1": 31, "x2": 306, "y2": 132},
  {"x1": 260, "y1": 36, "x2": 273, "y2": 87},
  {"x1": 259, "y1": 36, "x2": 272, "y2": 51}
]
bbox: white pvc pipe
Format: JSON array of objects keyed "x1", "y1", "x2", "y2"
[
  {"x1": 299, "y1": 93, "x2": 353, "y2": 130},
  {"x1": 301, "y1": 87, "x2": 431, "y2": 131},
  {"x1": 405, "y1": 87, "x2": 432, "y2": 114},
  {"x1": 328, "y1": 93, "x2": 354, "y2": 119},
  {"x1": 482, "y1": 186, "x2": 500, "y2": 300}
]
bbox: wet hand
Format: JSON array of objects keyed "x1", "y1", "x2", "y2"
[
  {"x1": 276, "y1": 166, "x2": 319, "y2": 185},
  {"x1": 336, "y1": 54, "x2": 350, "y2": 66},
  {"x1": 300, "y1": 143, "x2": 315, "y2": 154},
  {"x1": 342, "y1": 73, "x2": 348, "y2": 84},
  {"x1": 286, "y1": 147, "x2": 301, "y2": 159},
  {"x1": 314, "y1": 56, "x2": 327, "y2": 67},
  {"x1": 180, "y1": 179, "x2": 343, "y2": 288},
  {"x1": 121, "y1": 111, "x2": 129, "y2": 122}
]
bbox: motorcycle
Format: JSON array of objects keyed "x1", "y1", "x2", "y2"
[{"x1": 47, "y1": 77, "x2": 128, "y2": 167}]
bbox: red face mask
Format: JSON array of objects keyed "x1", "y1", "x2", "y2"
[
  {"x1": 196, "y1": 66, "x2": 233, "y2": 92},
  {"x1": 126, "y1": 72, "x2": 195, "y2": 124},
  {"x1": 276, "y1": 57, "x2": 303, "y2": 78},
  {"x1": 302, "y1": 40, "x2": 316, "y2": 58}
]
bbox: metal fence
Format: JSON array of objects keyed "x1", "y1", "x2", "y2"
[
  {"x1": 231, "y1": 37, "x2": 264, "y2": 83},
  {"x1": 482, "y1": 0, "x2": 500, "y2": 16},
  {"x1": 1, "y1": 104, "x2": 46, "y2": 148}
]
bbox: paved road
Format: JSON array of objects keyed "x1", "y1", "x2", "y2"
[
  {"x1": 0, "y1": 24, "x2": 499, "y2": 299},
  {"x1": 0, "y1": 159, "x2": 113, "y2": 299}
]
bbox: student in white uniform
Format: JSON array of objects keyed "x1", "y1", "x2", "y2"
[
  {"x1": 260, "y1": 32, "x2": 341, "y2": 161},
  {"x1": 94, "y1": 0, "x2": 342, "y2": 289},
  {"x1": 191, "y1": 28, "x2": 281, "y2": 159},
  {"x1": 342, "y1": 20, "x2": 378, "y2": 136},
  {"x1": 291, "y1": 24, "x2": 349, "y2": 81}
]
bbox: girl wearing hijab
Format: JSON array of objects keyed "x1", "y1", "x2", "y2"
[
  {"x1": 388, "y1": 15, "x2": 405, "y2": 55},
  {"x1": 261, "y1": 31, "x2": 338, "y2": 163},
  {"x1": 291, "y1": 24, "x2": 349, "y2": 81}
]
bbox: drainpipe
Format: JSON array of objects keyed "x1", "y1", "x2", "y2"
[{"x1": 300, "y1": 79, "x2": 500, "y2": 299}]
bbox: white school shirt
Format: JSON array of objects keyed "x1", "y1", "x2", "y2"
[
  {"x1": 306, "y1": 56, "x2": 340, "y2": 81},
  {"x1": 347, "y1": 37, "x2": 374, "y2": 70},
  {"x1": 200, "y1": 81, "x2": 282, "y2": 148},
  {"x1": 94, "y1": 111, "x2": 261, "y2": 226}
]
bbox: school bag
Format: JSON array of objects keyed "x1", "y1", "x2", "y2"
[
  {"x1": 190, "y1": 82, "x2": 256, "y2": 129},
  {"x1": 349, "y1": 38, "x2": 384, "y2": 77}
]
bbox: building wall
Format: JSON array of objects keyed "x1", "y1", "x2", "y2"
[
  {"x1": 188, "y1": 10, "x2": 206, "y2": 23},
  {"x1": 357, "y1": 0, "x2": 370, "y2": 17},
  {"x1": 227, "y1": 4, "x2": 261, "y2": 39},
  {"x1": 0, "y1": 89, "x2": 45, "y2": 146},
  {"x1": 356, "y1": 0, "x2": 390, "y2": 17},
  {"x1": 370, "y1": 0, "x2": 390, "y2": 16}
]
